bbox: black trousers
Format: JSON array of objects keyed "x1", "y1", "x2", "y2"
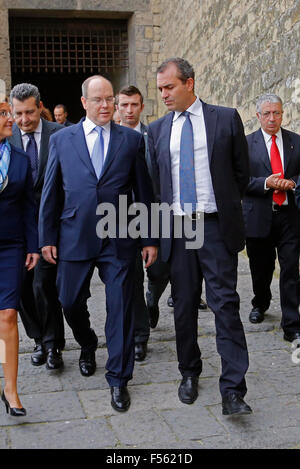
[
  {"x1": 19, "y1": 256, "x2": 65, "y2": 351},
  {"x1": 246, "y1": 209, "x2": 300, "y2": 335},
  {"x1": 169, "y1": 216, "x2": 249, "y2": 398}
]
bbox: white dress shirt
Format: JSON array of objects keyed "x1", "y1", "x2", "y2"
[
  {"x1": 21, "y1": 119, "x2": 42, "y2": 156},
  {"x1": 82, "y1": 116, "x2": 111, "y2": 162},
  {"x1": 170, "y1": 97, "x2": 217, "y2": 215},
  {"x1": 262, "y1": 128, "x2": 287, "y2": 205}
]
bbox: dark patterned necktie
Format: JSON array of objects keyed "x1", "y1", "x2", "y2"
[
  {"x1": 25, "y1": 133, "x2": 39, "y2": 182},
  {"x1": 179, "y1": 111, "x2": 197, "y2": 214}
]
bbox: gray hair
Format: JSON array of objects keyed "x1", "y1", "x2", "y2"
[
  {"x1": 256, "y1": 94, "x2": 283, "y2": 113},
  {"x1": 157, "y1": 57, "x2": 195, "y2": 84},
  {"x1": 10, "y1": 83, "x2": 40, "y2": 107}
]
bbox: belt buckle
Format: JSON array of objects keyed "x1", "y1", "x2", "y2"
[{"x1": 190, "y1": 211, "x2": 202, "y2": 221}]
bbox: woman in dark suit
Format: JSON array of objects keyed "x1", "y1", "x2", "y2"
[{"x1": 0, "y1": 101, "x2": 39, "y2": 416}]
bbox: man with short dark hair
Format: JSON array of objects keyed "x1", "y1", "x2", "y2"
[
  {"x1": 148, "y1": 57, "x2": 251, "y2": 415},
  {"x1": 54, "y1": 104, "x2": 73, "y2": 126},
  {"x1": 9, "y1": 83, "x2": 65, "y2": 370},
  {"x1": 243, "y1": 93, "x2": 300, "y2": 341}
]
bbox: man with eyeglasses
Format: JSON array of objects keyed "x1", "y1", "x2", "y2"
[
  {"x1": 39, "y1": 75, "x2": 158, "y2": 412},
  {"x1": 243, "y1": 93, "x2": 300, "y2": 342}
]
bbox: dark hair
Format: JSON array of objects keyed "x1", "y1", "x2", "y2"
[
  {"x1": 10, "y1": 83, "x2": 40, "y2": 107},
  {"x1": 157, "y1": 57, "x2": 195, "y2": 84},
  {"x1": 117, "y1": 85, "x2": 144, "y2": 105},
  {"x1": 54, "y1": 104, "x2": 67, "y2": 113}
]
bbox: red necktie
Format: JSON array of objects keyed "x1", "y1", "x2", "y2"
[{"x1": 270, "y1": 134, "x2": 285, "y2": 206}]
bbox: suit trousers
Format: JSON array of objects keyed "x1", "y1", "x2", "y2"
[
  {"x1": 19, "y1": 256, "x2": 65, "y2": 351},
  {"x1": 57, "y1": 240, "x2": 136, "y2": 387},
  {"x1": 246, "y1": 209, "x2": 300, "y2": 334},
  {"x1": 169, "y1": 216, "x2": 249, "y2": 398}
]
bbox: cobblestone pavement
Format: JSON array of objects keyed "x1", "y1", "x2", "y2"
[{"x1": 0, "y1": 253, "x2": 300, "y2": 449}]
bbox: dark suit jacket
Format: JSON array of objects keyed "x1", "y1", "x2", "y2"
[
  {"x1": 9, "y1": 119, "x2": 63, "y2": 207},
  {"x1": 0, "y1": 143, "x2": 38, "y2": 253},
  {"x1": 243, "y1": 127, "x2": 300, "y2": 238},
  {"x1": 39, "y1": 119, "x2": 157, "y2": 262},
  {"x1": 147, "y1": 100, "x2": 249, "y2": 262}
]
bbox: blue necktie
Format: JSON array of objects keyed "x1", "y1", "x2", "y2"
[
  {"x1": 25, "y1": 133, "x2": 39, "y2": 182},
  {"x1": 91, "y1": 126, "x2": 104, "y2": 179},
  {"x1": 179, "y1": 111, "x2": 197, "y2": 213}
]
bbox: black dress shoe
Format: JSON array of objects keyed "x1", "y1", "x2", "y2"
[
  {"x1": 167, "y1": 296, "x2": 174, "y2": 308},
  {"x1": 249, "y1": 307, "x2": 265, "y2": 324},
  {"x1": 146, "y1": 291, "x2": 160, "y2": 329},
  {"x1": 135, "y1": 342, "x2": 147, "y2": 362},
  {"x1": 178, "y1": 376, "x2": 199, "y2": 404},
  {"x1": 198, "y1": 298, "x2": 208, "y2": 310},
  {"x1": 283, "y1": 331, "x2": 300, "y2": 343},
  {"x1": 46, "y1": 348, "x2": 63, "y2": 370},
  {"x1": 31, "y1": 343, "x2": 46, "y2": 366},
  {"x1": 79, "y1": 349, "x2": 96, "y2": 377},
  {"x1": 222, "y1": 393, "x2": 252, "y2": 415},
  {"x1": 110, "y1": 386, "x2": 130, "y2": 412}
]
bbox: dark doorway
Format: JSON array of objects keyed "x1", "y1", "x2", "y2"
[{"x1": 9, "y1": 17, "x2": 129, "y2": 123}]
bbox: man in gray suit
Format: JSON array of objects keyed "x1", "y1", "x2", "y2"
[{"x1": 9, "y1": 83, "x2": 65, "y2": 370}]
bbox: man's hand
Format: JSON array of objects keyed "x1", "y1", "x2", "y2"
[
  {"x1": 266, "y1": 173, "x2": 295, "y2": 192},
  {"x1": 42, "y1": 246, "x2": 58, "y2": 264},
  {"x1": 142, "y1": 246, "x2": 158, "y2": 268},
  {"x1": 25, "y1": 253, "x2": 40, "y2": 271}
]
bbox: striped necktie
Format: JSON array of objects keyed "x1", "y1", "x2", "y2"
[{"x1": 91, "y1": 126, "x2": 104, "y2": 179}]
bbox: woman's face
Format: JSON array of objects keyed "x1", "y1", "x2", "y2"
[{"x1": 0, "y1": 103, "x2": 13, "y2": 141}]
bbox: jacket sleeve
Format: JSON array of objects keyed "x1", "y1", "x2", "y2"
[
  {"x1": 22, "y1": 156, "x2": 39, "y2": 253},
  {"x1": 38, "y1": 136, "x2": 64, "y2": 248},
  {"x1": 231, "y1": 109, "x2": 250, "y2": 198}
]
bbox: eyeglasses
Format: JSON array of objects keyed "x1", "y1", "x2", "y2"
[
  {"x1": 85, "y1": 97, "x2": 115, "y2": 105},
  {"x1": 0, "y1": 111, "x2": 13, "y2": 118},
  {"x1": 260, "y1": 111, "x2": 283, "y2": 118}
]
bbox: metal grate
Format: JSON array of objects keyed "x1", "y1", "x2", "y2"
[{"x1": 9, "y1": 18, "x2": 129, "y2": 74}]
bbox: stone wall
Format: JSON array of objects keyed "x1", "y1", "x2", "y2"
[{"x1": 155, "y1": 0, "x2": 300, "y2": 133}]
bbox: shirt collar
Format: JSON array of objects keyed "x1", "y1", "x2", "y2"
[
  {"x1": 173, "y1": 96, "x2": 202, "y2": 122},
  {"x1": 20, "y1": 118, "x2": 42, "y2": 136},
  {"x1": 84, "y1": 116, "x2": 111, "y2": 135},
  {"x1": 261, "y1": 127, "x2": 282, "y2": 144}
]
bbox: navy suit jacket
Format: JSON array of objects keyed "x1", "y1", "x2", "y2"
[
  {"x1": 147, "y1": 101, "x2": 249, "y2": 261},
  {"x1": 39, "y1": 119, "x2": 157, "y2": 262},
  {"x1": 0, "y1": 143, "x2": 38, "y2": 253},
  {"x1": 243, "y1": 127, "x2": 300, "y2": 238},
  {"x1": 9, "y1": 119, "x2": 63, "y2": 207}
]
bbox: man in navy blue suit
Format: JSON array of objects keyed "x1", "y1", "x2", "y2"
[
  {"x1": 148, "y1": 57, "x2": 251, "y2": 415},
  {"x1": 243, "y1": 94, "x2": 300, "y2": 342},
  {"x1": 39, "y1": 75, "x2": 158, "y2": 412}
]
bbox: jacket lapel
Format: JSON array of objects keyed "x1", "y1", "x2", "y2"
[
  {"x1": 99, "y1": 121, "x2": 124, "y2": 181},
  {"x1": 254, "y1": 129, "x2": 272, "y2": 173},
  {"x1": 160, "y1": 112, "x2": 173, "y2": 177},
  {"x1": 202, "y1": 101, "x2": 217, "y2": 164},
  {"x1": 69, "y1": 119, "x2": 97, "y2": 178}
]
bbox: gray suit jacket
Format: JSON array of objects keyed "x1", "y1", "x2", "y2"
[{"x1": 9, "y1": 118, "x2": 63, "y2": 206}]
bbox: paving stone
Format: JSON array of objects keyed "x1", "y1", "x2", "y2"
[
  {"x1": 109, "y1": 409, "x2": 177, "y2": 445},
  {"x1": 161, "y1": 406, "x2": 227, "y2": 440},
  {"x1": 0, "y1": 391, "x2": 85, "y2": 427},
  {"x1": 0, "y1": 428, "x2": 9, "y2": 448},
  {"x1": 9, "y1": 418, "x2": 117, "y2": 449}
]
